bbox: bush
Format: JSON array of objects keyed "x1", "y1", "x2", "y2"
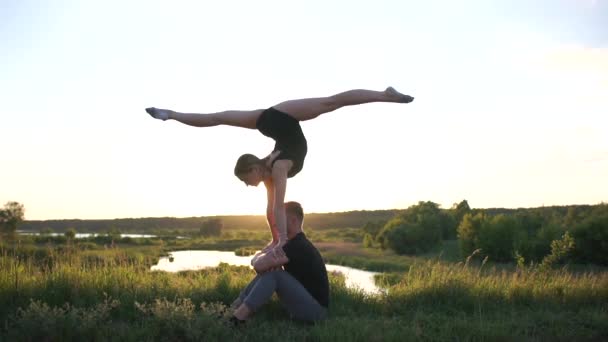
[
  {"x1": 200, "y1": 219, "x2": 223, "y2": 237},
  {"x1": 477, "y1": 215, "x2": 519, "y2": 262},
  {"x1": 399, "y1": 201, "x2": 454, "y2": 240},
  {"x1": 571, "y1": 212, "x2": 608, "y2": 265},
  {"x1": 540, "y1": 232, "x2": 575, "y2": 270},
  {"x1": 528, "y1": 222, "x2": 566, "y2": 261},
  {"x1": 362, "y1": 233, "x2": 374, "y2": 248},
  {"x1": 361, "y1": 220, "x2": 385, "y2": 240},
  {"x1": 376, "y1": 218, "x2": 441, "y2": 255},
  {"x1": 457, "y1": 213, "x2": 485, "y2": 257},
  {"x1": 7, "y1": 297, "x2": 119, "y2": 341}
]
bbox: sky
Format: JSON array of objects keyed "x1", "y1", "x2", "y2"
[{"x1": 1, "y1": 0, "x2": 607, "y2": 220}]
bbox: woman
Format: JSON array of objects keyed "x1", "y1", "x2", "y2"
[{"x1": 146, "y1": 87, "x2": 414, "y2": 255}]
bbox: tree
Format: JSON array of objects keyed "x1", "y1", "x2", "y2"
[
  {"x1": 451, "y1": 200, "x2": 471, "y2": 226},
  {"x1": 362, "y1": 233, "x2": 374, "y2": 248},
  {"x1": 403, "y1": 201, "x2": 454, "y2": 240},
  {"x1": 361, "y1": 220, "x2": 385, "y2": 239},
  {"x1": 107, "y1": 227, "x2": 121, "y2": 241},
  {"x1": 540, "y1": 232, "x2": 575, "y2": 270},
  {"x1": 199, "y1": 218, "x2": 223, "y2": 237},
  {"x1": 41, "y1": 227, "x2": 54, "y2": 235},
  {"x1": 478, "y1": 214, "x2": 519, "y2": 262},
  {"x1": 571, "y1": 210, "x2": 608, "y2": 265},
  {"x1": 375, "y1": 201, "x2": 445, "y2": 255},
  {"x1": 0, "y1": 201, "x2": 25, "y2": 236},
  {"x1": 457, "y1": 212, "x2": 485, "y2": 257},
  {"x1": 65, "y1": 228, "x2": 77, "y2": 240}
]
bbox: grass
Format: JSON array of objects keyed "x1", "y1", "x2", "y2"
[
  {"x1": 316, "y1": 239, "x2": 461, "y2": 273},
  {"x1": 1, "y1": 238, "x2": 607, "y2": 341}
]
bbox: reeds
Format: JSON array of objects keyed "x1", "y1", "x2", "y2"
[{"x1": 1, "y1": 243, "x2": 607, "y2": 341}]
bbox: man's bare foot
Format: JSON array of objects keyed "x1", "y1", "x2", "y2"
[
  {"x1": 233, "y1": 303, "x2": 253, "y2": 321},
  {"x1": 229, "y1": 298, "x2": 243, "y2": 311},
  {"x1": 385, "y1": 87, "x2": 414, "y2": 103},
  {"x1": 145, "y1": 107, "x2": 172, "y2": 121}
]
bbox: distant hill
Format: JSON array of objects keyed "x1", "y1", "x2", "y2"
[
  {"x1": 19, "y1": 209, "x2": 402, "y2": 233},
  {"x1": 19, "y1": 204, "x2": 602, "y2": 234}
]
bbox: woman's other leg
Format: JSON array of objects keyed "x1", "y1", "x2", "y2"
[
  {"x1": 272, "y1": 87, "x2": 414, "y2": 121},
  {"x1": 146, "y1": 107, "x2": 264, "y2": 129}
]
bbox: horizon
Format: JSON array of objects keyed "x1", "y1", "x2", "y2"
[
  {"x1": 19, "y1": 201, "x2": 606, "y2": 222},
  {"x1": 2, "y1": 0, "x2": 607, "y2": 220}
]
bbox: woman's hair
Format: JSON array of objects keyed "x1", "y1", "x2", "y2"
[{"x1": 234, "y1": 154, "x2": 263, "y2": 177}]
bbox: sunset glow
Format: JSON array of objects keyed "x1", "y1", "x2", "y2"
[{"x1": 1, "y1": 0, "x2": 606, "y2": 219}]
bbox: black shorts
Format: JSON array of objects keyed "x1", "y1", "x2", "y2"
[{"x1": 256, "y1": 107, "x2": 308, "y2": 178}]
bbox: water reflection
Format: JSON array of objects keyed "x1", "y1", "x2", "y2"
[
  {"x1": 17, "y1": 231, "x2": 176, "y2": 239},
  {"x1": 325, "y1": 264, "x2": 382, "y2": 295},
  {"x1": 151, "y1": 250, "x2": 383, "y2": 295}
]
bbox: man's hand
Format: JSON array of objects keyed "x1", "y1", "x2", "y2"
[{"x1": 252, "y1": 248, "x2": 289, "y2": 273}]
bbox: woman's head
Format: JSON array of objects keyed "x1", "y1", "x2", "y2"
[{"x1": 234, "y1": 154, "x2": 266, "y2": 186}]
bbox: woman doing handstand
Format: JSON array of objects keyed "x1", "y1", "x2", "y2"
[{"x1": 146, "y1": 87, "x2": 414, "y2": 255}]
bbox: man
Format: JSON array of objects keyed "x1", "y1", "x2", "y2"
[{"x1": 229, "y1": 201, "x2": 329, "y2": 324}]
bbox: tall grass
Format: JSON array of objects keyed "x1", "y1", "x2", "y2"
[{"x1": 1, "y1": 243, "x2": 607, "y2": 341}]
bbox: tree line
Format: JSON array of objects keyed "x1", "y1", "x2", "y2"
[
  {"x1": 17, "y1": 209, "x2": 399, "y2": 234},
  {"x1": 365, "y1": 200, "x2": 608, "y2": 266},
  {"x1": 5, "y1": 200, "x2": 607, "y2": 265}
]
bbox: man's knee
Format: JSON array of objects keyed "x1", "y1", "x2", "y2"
[{"x1": 259, "y1": 269, "x2": 283, "y2": 280}]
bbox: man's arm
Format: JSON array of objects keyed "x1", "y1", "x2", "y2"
[{"x1": 252, "y1": 248, "x2": 289, "y2": 273}]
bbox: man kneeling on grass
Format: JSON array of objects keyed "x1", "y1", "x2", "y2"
[{"x1": 229, "y1": 201, "x2": 329, "y2": 324}]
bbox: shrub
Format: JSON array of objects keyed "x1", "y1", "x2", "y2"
[
  {"x1": 477, "y1": 215, "x2": 518, "y2": 262},
  {"x1": 361, "y1": 220, "x2": 385, "y2": 240},
  {"x1": 571, "y1": 212, "x2": 608, "y2": 265},
  {"x1": 362, "y1": 233, "x2": 374, "y2": 248},
  {"x1": 376, "y1": 218, "x2": 441, "y2": 255},
  {"x1": 200, "y1": 219, "x2": 223, "y2": 237},
  {"x1": 457, "y1": 213, "x2": 485, "y2": 257},
  {"x1": 540, "y1": 231, "x2": 575, "y2": 270}
]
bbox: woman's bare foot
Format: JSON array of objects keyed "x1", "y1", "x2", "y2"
[
  {"x1": 145, "y1": 107, "x2": 172, "y2": 121},
  {"x1": 385, "y1": 87, "x2": 414, "y2": 103}
]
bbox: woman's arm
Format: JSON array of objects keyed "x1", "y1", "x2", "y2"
[
  {"x1": 263, "y1": 180, "x2": 279, "y2": 251},
  {"x1": 263, "y1": 150, "x2": 281, "y2": 169},
  {"x1": 270, "y1": 160, "x2": 291, "y2": 248}
]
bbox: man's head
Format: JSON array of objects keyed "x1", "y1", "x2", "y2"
[{"x1": 285, "y1": 201, "x2": 304, "y2": 238}]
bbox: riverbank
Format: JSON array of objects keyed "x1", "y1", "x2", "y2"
[{"x1": 1, "y1": 239, "x2": 608, "y2": 341}]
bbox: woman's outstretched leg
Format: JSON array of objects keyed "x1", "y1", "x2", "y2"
[
  {"x1": 146, "y1": 107, "x2": 264, "y2": 129},
  {"x1": 273, "y1": 87, "x2": 414, "y2": 121}
]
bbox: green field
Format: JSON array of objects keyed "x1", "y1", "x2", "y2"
[{"x1": 1, "y1": 233, "x2": 607, "y2": 342}]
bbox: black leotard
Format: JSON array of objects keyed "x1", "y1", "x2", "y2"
[{"x1": 256, "y1": 107, "x2": 308, "y2": 178}]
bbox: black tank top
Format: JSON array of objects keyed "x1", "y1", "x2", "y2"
[{"x1": 256, "y1": 107, "x2": 308, "y2": 178}]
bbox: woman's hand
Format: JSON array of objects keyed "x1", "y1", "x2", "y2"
[
  {"x1": 261, "y1": 240, "x2": 277, "y2": 253},
  {"x1": 271, "y1": 239, "x2": 287, "y2": 256}
]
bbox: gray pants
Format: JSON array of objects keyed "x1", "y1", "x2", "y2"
[{"x1": 237, "y1": 270, "x2": 327, "y2": 322}]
